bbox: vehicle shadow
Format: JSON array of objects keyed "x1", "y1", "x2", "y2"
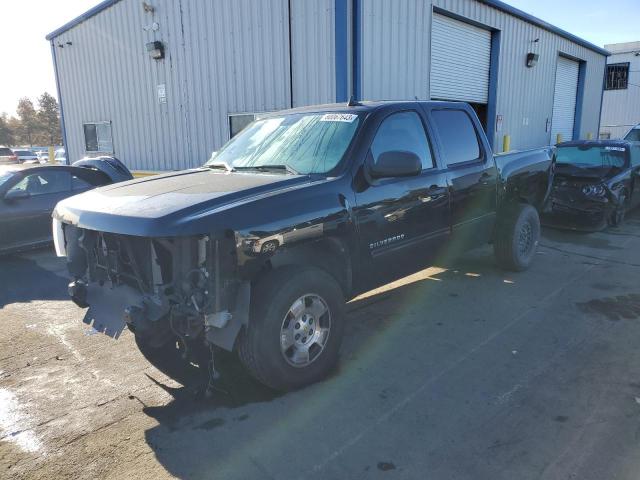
[
  {"x1": 0, "y1": 250, "x2": 68, "y2": 308},
  {"x1": 140, "y1": 247, "x2": 513, "y2": 479}
]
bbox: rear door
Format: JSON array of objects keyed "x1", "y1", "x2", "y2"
[
  {"x1": 427, "y1": 106, "x2": 497, "y2": 249},
  {"x1": 353, "y1": 108, "x2": 450, "y2": 284},
  {"x1": 2, "y1": 169, "x2": 72, "y2": 248}
]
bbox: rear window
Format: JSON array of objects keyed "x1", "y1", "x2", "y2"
[
  {"x1": 13, "y1": 150, "x2": 34, "y2": 156},
  {"x1": 0, "y1": 148, "x2": 13, "y2": 156},
  {"x1": 431, "y1": 109, "x2": 481, "y2": 166}
]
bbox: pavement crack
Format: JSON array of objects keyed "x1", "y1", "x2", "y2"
[{"x1": 539, "y1": 243, "x2": 640, "y2": 267}]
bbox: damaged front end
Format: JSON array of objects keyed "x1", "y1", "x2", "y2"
[
  {"x1": 543, "y1": 178, "x2": 619, "y2": 231},
  {"x1": 64, "y1": 225, "x2": 248, "y2": 351}
]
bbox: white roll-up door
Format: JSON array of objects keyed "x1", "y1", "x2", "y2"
[
  {"x1": 430, "y1": 14, "x2": 491, "y2": 104},
  {"x1": 551, "y1": 56, "x2": 579, "y2": 143}
]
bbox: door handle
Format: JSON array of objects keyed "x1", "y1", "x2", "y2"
[{"x1": 419, "y1": 185, "x2": 447, "y2": 202}]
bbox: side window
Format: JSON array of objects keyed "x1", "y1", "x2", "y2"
[
  {"x1": 371, "y1": 111, "x2": 434, "y2": 170},
  {"x1": 432, "y1": 109, "x2": 481, "y2": 166},
  {"x1": 72, "y1": 175, "x2": 92, "y2": 190},
  {"x1": 9, "y1": 171, "x2": 71, "y2": 196},
  {"x1": 229, "y1": 113, "x2": 256, "y2": 139}
]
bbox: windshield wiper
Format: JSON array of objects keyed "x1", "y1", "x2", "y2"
[
  {"x1": 235, "y1": 164, "x2": 300, "y2": 175},
  {"x1": 205, "y1": 161, "x2": 235, "y2": 172}
]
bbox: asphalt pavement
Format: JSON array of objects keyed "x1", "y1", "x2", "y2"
[{"x1": 2, "y1": 215, "x2": 640, "y2": 479}]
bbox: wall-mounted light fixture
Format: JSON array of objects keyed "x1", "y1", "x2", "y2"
[
  {"x1": 526, "y1": 52, "x2": 539, "y2": 68},
  {"x1": 146, "y1": 41, "x2": 164, "y2": 60}
]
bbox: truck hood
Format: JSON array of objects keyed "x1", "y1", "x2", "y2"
[{"x1": 54, "y1": 168, "x2": 315, "y2": 236}]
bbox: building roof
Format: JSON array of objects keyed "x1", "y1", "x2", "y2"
[
  {"x1": 604, "y1": 41, "x2": 640, "y2": 55},
  {"x1": 46, "y1": 0, "x2": 121, "y2": 41},
  {"x1": 46, "y1": 0, "x2": 609, "y2": 56}
]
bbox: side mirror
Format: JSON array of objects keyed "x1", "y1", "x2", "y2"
[
  {"x1": 369, "y1": 150, "x2": 422, "y2": 178},
  {"x1": 4, "y1": 190, "x2": 30, "y2": 202}
]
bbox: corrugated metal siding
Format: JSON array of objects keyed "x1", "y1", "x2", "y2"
[
  {"x1": 54, "y1": 0, "x2": 292, "y2": 170},
  {"x1": 360, "y1": 0, "x2": 432, "y2": 100},
  {"x1": 600, "y1": 49, "x2": 640, "y2": 139},
  {"x1": 431, "y1": 13, "x2": 491, "y2": 103},
  {"x1": 360, "y1": 0, "x2": 606, "y2": 152},
  {"x1": 551, "y1": 56, "x2": 579, "y2": 143},
  {"x1": 290, "y1": 0, "x2": 336, "y2": 106}
]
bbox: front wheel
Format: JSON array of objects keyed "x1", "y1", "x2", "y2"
[
  {"x1": 494, "y1": 203, "x2": 540, "y2": 271},
  {"x1": 238, "y1": 265, "x2": 345, "y2": 391}
]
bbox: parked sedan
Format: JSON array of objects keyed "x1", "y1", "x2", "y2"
[
  {"x1": 0, "y1": 157, "x2": 133, "y2": 254},
  {"x1": 543, "y1": 140, "x2": 640, "y2": 231},
  {"x1": 12, "y1": 149, "x2": 39, "y2": 163},
  {"x1": 0, "y1": 146, "x2": 19, "y2": 165}
]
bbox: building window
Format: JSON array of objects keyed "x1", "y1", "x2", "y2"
[
  {"x1": 605, "y1": 63, "x2": 629, "y2": 90},
  {"x1": 228, "y1": 114, "x2": 255, "y2": 139},
  {"x1": 83, "y1": 122, "x2": 113, "y2": 153}
]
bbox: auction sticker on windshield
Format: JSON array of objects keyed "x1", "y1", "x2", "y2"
[
  {"x1": 320, "y1": 113, "x2": 358, "y2": 123},
  {"x1": 604, "y1": 146, "x2": 625, "y2": 152}
]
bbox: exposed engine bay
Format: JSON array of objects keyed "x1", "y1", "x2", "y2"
[{"x1": 63, "y1": 225, "x2": 248, "y2": 351}]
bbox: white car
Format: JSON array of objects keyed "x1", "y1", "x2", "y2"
[
  {"x1": 11, "y1": 149, "x2": 39, "y2": 163},
  {"x1": 54, "y1": 148, "x2": 66, "y2": 164}
]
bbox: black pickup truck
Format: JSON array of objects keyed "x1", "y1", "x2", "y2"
[{"x1": 53, "y1": 101, "x2": 554, "y2": 391}]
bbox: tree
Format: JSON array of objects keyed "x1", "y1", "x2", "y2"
[
  {"x1": 16, "y1": 97, "x2": 38, "y2": 146},
  {"x1": 37, "y1": 92, "x2": 62, "y2": 146},
  {"x1": 0, "y1": 114, "x2": 15, "y2": 146}
]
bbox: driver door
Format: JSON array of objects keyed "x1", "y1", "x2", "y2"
[{"x1": 353, "y1": 110, "x2": 450, "y2": 286}]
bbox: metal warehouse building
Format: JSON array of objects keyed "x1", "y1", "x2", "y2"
[
  {"x1": 47, "y1": 0, "x2": 608, "y2": 171},
  {"x1": 599, "y1": 41, "x2": 640, "y2": 139}
]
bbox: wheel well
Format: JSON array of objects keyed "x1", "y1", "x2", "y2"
[{"x1": 266, "y1": 238, "x2": 353, "y2": 297}]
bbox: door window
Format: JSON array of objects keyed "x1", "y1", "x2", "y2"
[
  {"x1": 371, "y1": 111, "x2": 434, "y2": 170},
  {"x1": 432, "y1": 109, "x2": 481, "y2": 166},
  {"x1": 9, "y1": 171, "x2": 71, "y2": 196}
]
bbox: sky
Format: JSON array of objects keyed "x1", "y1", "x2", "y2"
[{"x1": 0, "y1": 0, "x2": 638, "y2": 116}]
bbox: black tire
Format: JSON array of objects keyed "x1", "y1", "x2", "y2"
[
  {"x1": 608, "y1": 193, "x2": 627, "y2": 227},
  {"x1": 494, "y1": 203, "x2": 540, "y2": 272},
  {"x1": 238, "y1": 265, "x2": 345, "y2": 391}
]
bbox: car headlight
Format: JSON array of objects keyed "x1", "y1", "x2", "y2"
[{"x1": 582, "y1": 184, "x2": 606, "y2": 197}]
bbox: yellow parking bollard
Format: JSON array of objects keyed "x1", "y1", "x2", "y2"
[
  {"x1": 48, "y1": 146, "x2": 55, "y2": 164},
  {"x1": 587, "y1": 132, "x2": 593, "y2": 140},
  {"x1": 502, "y1": 135, "x2": 511, "y2": 153},
  {"x1": 556, "y1": 133, "x2": 562, "y2": 145}
]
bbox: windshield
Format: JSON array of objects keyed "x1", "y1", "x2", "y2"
[
  {"x1": 625, "y1": 129, "x2": 640, "y2": 142},
  {"x1": 556, "y1": 146, "x2": 627, "y2": 169},
  {"x1": 207, "y1": 113, "x2": 361, "y2": 174}
]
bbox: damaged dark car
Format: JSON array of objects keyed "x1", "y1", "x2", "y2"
[
  {"x1": 543, "y1": 140, "x2": 640, "y2": 231},
  {"x1": 53, "y1": 101, "x2": 555, "y2": 392}
]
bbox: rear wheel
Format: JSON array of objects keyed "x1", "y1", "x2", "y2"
[
  {"x1": 238, "y1": 265, "x2": 345, "y2": 391},
  {"x1": 494, "y1": 203, "x2": 540, "y2": 271}
]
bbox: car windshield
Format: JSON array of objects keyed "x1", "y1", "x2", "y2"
[
  {"x1": 625, "y1": 129, "x2": 640, "y2": 142},
  {"x1": 207, "y1": 112, "x2": 361, "y2": 174},
  {"x1": 556, "y1": 145, "x2": 627, "y2": 169}
]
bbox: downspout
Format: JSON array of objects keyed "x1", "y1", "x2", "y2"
[
  {"x1": 351, "y1": 0, "x2": 361, "y2": 101},
  {"x1": 50, "y1": 40, "x2": 69, "y2": 164}
]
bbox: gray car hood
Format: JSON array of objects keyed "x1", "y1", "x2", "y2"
[{"x1": 53, "y1": 168, "x2": 312, "y2": 236}]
